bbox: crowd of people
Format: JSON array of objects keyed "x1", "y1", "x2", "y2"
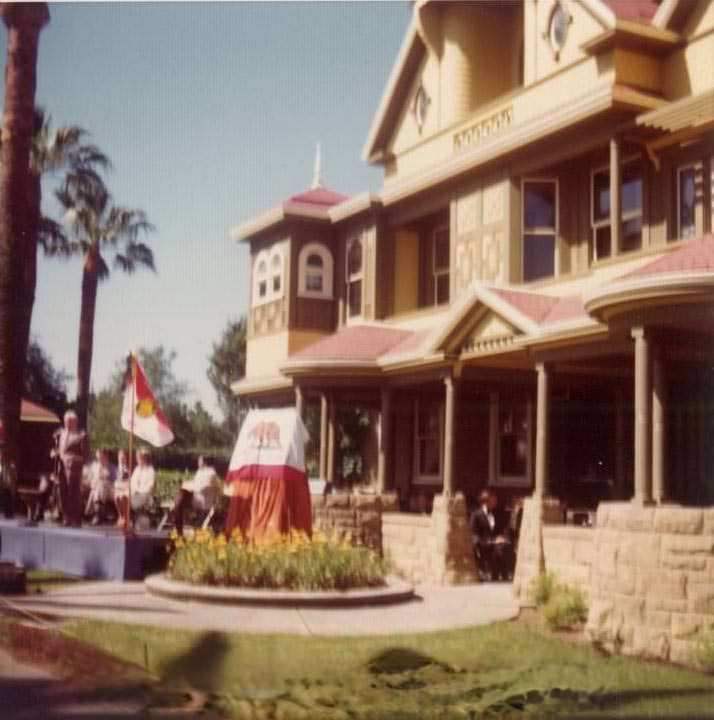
[{"x1": 0, "y1": 409, "x2": 220, "y2": 534}]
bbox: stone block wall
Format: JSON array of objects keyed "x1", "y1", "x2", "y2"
[
  {"x1": 542, "y1": 525, "x2": 594, "y2": 596},
  {"x1": 382, "y1": 493, "x2": 477, "y2": 585},
  {"x1": 586, "y1": 502, "x2": 714, "y2": 664},
  {"x1": 310, "y1": 493, "x2": 398, "y2": 553}
]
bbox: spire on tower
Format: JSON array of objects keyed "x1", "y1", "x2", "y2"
[{"x1": 311, "y1": 142, "x2": 323, "y2": 189}]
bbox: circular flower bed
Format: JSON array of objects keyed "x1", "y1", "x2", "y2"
[{"x1": 167, "y1": 528, "x2": 388, "y2": 591}]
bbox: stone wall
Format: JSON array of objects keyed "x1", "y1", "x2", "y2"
[
  {"x1": 382, "y1": 493, "x2": 478, "y2": 585},
  {"x1": 542, "y1": 525, "x2": 594, "y2": 596},
  {"x1": 310, "y1": 493, "x2": 398, "y2": 553},
  {"x1": 586, "y1": 502, "x2": 714, "y2": 664}
]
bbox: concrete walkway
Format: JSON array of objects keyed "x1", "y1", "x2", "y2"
[{"x1": 4, "y1": 580, "x2": 519, "y2": 636}]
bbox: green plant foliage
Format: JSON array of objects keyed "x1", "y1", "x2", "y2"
[
  {"x1": 692, "y1": 623, "x2": 714, "y2": 671},
  {"x1": 543, "y1": 585, "x2": 588, "y2": 631},
  {"x1": 167, "y1": 528, "x2": 388, "y2": 591},
  {"x1": 530, "y1": 572, "x2": 557, "y2": 607}
]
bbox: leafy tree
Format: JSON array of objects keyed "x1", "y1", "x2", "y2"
[
  {"x1": 56, "y1": 174, "x2": 155, "y2": 430},
  {"x1": 91, "y1": 345, "x2": 228, "y2": 454},
  {"x1": 24, "y1": 339, "x2": 69, "y2": 416},
  {"x1": 0, "y1": 4, "x2": 49, "y2": 469},
  {"x1": 207, "y1": 316, "x2": 246, "y2": 436}
]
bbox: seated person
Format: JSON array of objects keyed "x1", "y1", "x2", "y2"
[
  {"x1": 470, "y1": 489, "x2": 514, "y2": 582},
  {"x1": 115, "y1": 448, "x2": 155, "y2": 528},
  {"x1": 172, "y1": 455, "x2": 220, "y2": 535},
  {"x1": 0, "y1": 448, "x2": 17, "y2": 518},
  {"x1": 84, "y1": 448, "x2": 117, "y2": 525}
]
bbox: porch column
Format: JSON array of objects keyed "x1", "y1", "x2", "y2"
[
  {"x1": 488, "y1": 392, "x2": 498, "y2": 485},
  {"x1": 318, "y1": 392, "x2": 328, "y2": 480},
  {"x1": 632, "y1": 326, "x2": 652, "y2": 504},
  {"x1": 377, "y1": 387, "x2": 392, "y2": 495},
  {"x1": 610, "y1": 135, "x2": 622, "y2": 257},
  {"x1": 614, "y1": 387, "x2": 627, "y2": 499},
  {"x1": 326, "y1": 395, "x2": 336, "y2": 485},
  {"x1": 534, "y1": 362, "x2": 550, "y2": 497},
  {"x1": 652, "y1": 351, "x2": 667, "y2": 503},
  {"x1": 443, "y1": 376, "x2": 457, "y2": 496},
  {"x1": 294, "y1": 385, "x2": 304, "y2": 420}
]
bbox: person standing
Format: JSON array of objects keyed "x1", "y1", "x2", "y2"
[
  {"x1": 85, "y1": 448, "x2": 117, "y2": 525},
  {"x1": 51, "y1": 410, "x2": 87, "y2": 527}
]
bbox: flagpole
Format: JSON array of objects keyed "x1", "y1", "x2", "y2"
[{"x1": 126, "y1": 352, "x2": 136, "y2": 533}]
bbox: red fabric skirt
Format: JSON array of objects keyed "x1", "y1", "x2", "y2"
[{"x1": 224, "y1": 474, "x2": 312, "y2": 540}]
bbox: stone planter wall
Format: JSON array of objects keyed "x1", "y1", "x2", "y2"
[
  {"x1": 382, "y1": 493, "x2": 477, "y2": 585},
  {"x1": 311, "y1": 493, "x2": 398, "y2": 553},
  {"x1": 586, "y1": 502, "x2": 714, "y2": 664}
]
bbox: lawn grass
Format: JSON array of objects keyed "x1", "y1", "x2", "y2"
[
  {"x1": 25, "y1": 569, "x2": 84, "y2": 594},
  {"x1": 65, "y1": 618, "x2": 714, "y2": 719}
]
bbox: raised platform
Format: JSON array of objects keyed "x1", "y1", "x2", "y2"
[{"x1": 0, "y1": 519, "x2": 168, "y2": 581}]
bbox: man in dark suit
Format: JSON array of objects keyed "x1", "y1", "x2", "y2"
[{"x1": 470, "y1": 489, "x2": 513, "y2": 581}]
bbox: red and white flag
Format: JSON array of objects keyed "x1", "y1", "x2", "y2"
[{"x1": 120, "y1": 353, "x2": 174, "y2": 447}]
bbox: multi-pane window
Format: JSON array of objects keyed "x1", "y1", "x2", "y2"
[
  {"x1": 523, "y1": 180, "x2": 557, "y2": 281},
  {"x1": 592, "y1": 159, "x2": 642, "y2": 260},
  {"x1": 415, "y1": 398, "x2": 441, "y2": 483},
  {"x1": 271, "y1": 252, "x2": 282, "y2": 294},
  {"x1": 678, "y1": 164, "x2": 698, "y2": 240},
  {"x1": 433, "y1": 226, "x2": 450, "y2": 305},
  {"x1": 256, "y1": 259, "x2": 268, "y2": 301},
  {"x1": 499, "y1": 396, "x2": 528, "y2": 482},
  {"x1": 346, "y1": 237, "x2": 363, "y2": 318},
  {"x1": 298, "y1": 242, "x2": 333, "y2": 299},
  {"x1": 305, "y1": 253, "x2": 324, "y2": 292}
]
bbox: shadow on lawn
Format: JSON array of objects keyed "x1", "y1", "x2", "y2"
[{"x1": 159, "y1": 630, "x2": 230, "y2": 693}]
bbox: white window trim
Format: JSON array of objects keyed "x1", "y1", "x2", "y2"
[
  {"x1": 412, "y1": 397, "x2": 443, "y2": 486},
  {"x1": 590, "y1": 156, "x2": 642, "y2": 261},
  {"x1": 677, "y1": 162, "x2": 701, "y2": 241},
  {"x1": 432, "y1": 225, "x2": 450, "y2": 305},
  {"x1": 298, "y1": 242, "x2": 333, "y2": 300},
  {"x1": 521, "y1": 177, "x2": 559, "y2": 282},
  {"x1": 345, "y1": 236, "x2": 364, "y2": 323},
  {"x1": 252, "y1": 249, "x2": 270, "y2": 306}
]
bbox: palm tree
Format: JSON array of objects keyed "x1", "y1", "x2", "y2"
[
  {"x1": 18, "y1": 108, "x2": 110, "y2": 373},
  {"x1": 56, "y1": 176, "x2": 155, "y2": 429},
  {"x1": 0, "y1": 3, "x2": 49, "y2": 476}
]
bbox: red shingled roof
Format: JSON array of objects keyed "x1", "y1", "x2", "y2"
[
  {"x1": 542, "y1": 295, "x2": 588, "y2": 325},
  {"x1": 288, "y1": 187, "x2": 348, "y2": 208},
  {"x1": 624, "y1": 234, "x2": 714, "y2": 279},
  {"x1": 603, "y1": 0, "x2": 659, "y2": 23},
  {"x1": 291, "y1": 325, "x2": 414, "y2": 362},
  {"x1": 489, "y1": 288, "x2": 559, "y2": 324},
  {"x1": 21, "y1": 399, "x2": 60, "y2": 423}
]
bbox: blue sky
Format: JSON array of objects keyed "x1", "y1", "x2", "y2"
[{"x1": 4, "y1": 1, "x2": 409, "y2": 419}]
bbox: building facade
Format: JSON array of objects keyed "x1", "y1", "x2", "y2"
[{"x1": 234, "y1": 0, "x2": 714, "y2": 661}]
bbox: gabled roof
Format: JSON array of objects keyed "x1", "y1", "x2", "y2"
[{"x1": 20, "y1": 399, "x2": 60, "y2": 423}]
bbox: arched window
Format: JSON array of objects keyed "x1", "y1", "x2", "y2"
[
  {"x1": 298, "y1": 242, "x2": 333, "y2": 299},
  {"x1": 270, "y1": 249, "x2": 284, "y2": 298},
  {"x1": 346, "y1": 237, "x2": 363, "y2": 318},
  {"x1": 253, "y1": 250, "x2": 270, "y2": 305}
]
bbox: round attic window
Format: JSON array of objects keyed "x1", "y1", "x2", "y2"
[
  {"x1": 413, "y1": 85, "x2": 429, "y2": 131},
  {"x1": 549, "y1": 3, "x2": 568, "y2": 54}
]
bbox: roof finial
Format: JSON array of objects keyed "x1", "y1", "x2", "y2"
[{"x1": 311, "y1": 142, "x2": 323, "y2": 189}]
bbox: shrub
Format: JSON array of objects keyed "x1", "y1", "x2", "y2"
[
  {"x1": 692, "y1": 623, "x2": 714, "y2": 671},
  {"x1": 543, "y1": 585, "x2": 588, "y2": 630},
  {"x1": 167, "y1": 528, "x2": 389, "y2": 591},
  {"x1": 530, "y1": 572, "x2": 557, "y2": 607}
]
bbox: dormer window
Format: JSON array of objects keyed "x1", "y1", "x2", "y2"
[
  {"x1": 253, "y1": 251, "x2": 269, "y2": 305},
  {"x1": 346, "y1": 237, "x2": 363, "y2": 318},
  {"x1": 298, "y1": 242, "x2": 333, "y2": 299}
]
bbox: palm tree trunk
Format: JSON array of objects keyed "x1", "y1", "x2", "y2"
[
  {"x1": 18, "y1": 170, "x2": 40, "y2": 376},
  {"x1": 0, "y1": 4, "x2": 49, "y2": 486},
  {"x1": 76, "y1": 243, "x2": 99, "y2": 430}
]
